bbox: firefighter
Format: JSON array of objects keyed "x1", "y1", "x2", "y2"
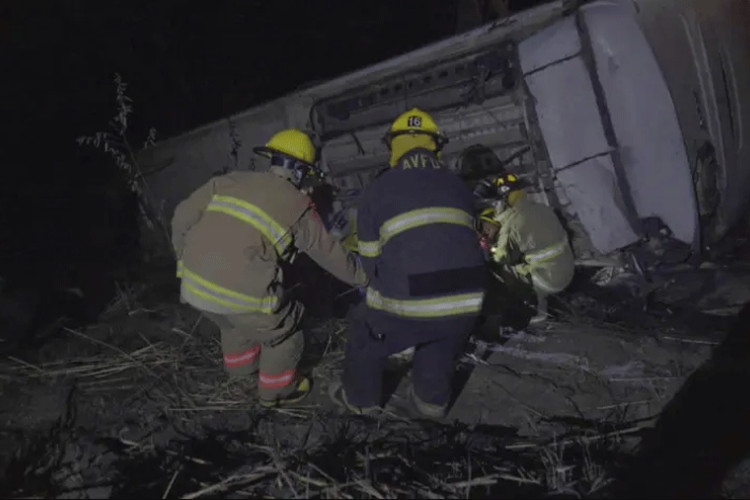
[
  {"x1": 476, "y1": 173, "x2": 575, "y2": 325},
  {"x1": 333, "y1": 108, "x2": 488, "y2": 418},
  {"x1": 171, "y1": 128, "x2": 367, "y2": 407}
]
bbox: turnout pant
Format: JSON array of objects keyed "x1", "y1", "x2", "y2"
[
  {"x1": 203, "y1": 300, "x2": 304, "y2": 400},
  {"x1": 343, "y1": 303, "x2": 478, "y2": 408}
]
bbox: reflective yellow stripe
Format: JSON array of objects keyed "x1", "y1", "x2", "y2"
[
  {"x1": 358, "y1": 239, "x2": 380, "y2": 257},
  {"x1": 360, "y1": 207, "x2": 474, "y2": 257},
  {"x1": 366, "y1": 288, "x2": 484, "y2": 318},
  {"x1": 525, "y1": 239, "x2": 568, "y2": 264},
  {"x1": 206, "y1": 195, "x2": 292, "y2": 255},
  {"x1": 381, "y1": 207, "x2": 473, "y2": 243},
  {"x1": 177, "y1": 260, "x2": 277, "y2": 313},
  {"x1": 531, "y1": 273, "x2": 564, "y2": 294}
]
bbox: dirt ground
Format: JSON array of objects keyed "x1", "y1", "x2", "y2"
[{"x1": 1, "y1": 259, "x2": 750, "y2": 499}]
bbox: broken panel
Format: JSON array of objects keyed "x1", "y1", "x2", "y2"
[
  {"x1": 555, "y1": 156, "x2": 639, "y2": 254},
  {"x1": 582, "y1": 2, "x2": 699, "y2": 247},
  {"x1": 517, "y1": 14, "x2": 581, "y2": 74},
  {"x1": 523, "y1": 56, "x2": 610, "y2": 169}
]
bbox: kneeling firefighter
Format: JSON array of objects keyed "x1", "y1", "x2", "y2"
[
  {"x1": 335, "y1": 108, "x2": 488, "y2": 418},
  {"x1": 171, "y1": 129, "x2": 367, "y2": 407},
  {"x1": 475, "y1": 172, "x2": 575, "y2": 325}
]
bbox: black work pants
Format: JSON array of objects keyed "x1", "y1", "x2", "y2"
[{"x1": 342, "y1": 303, "x2": 478, "y2": 408}]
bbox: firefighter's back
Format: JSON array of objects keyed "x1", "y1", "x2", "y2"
[
  {"x1": 359, "y1": 148, "x2": 486, "y2": 306},
  {"x1": 510, "y1": 196, "x2": 575, "y2": 292},
  {"x1": 180, "y1": 171, "x2": 309, "y2": 313}
]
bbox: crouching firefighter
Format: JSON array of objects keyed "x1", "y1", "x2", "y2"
[
  {"x1": 334, "y1": 108, "x2": 488, "y2": 418},
  {"x1": 171, "y1": 129, "x2": 367, "y2": 407},
  {"x1": 475, "y1": 172, "x2": 575, "y2": 325}
]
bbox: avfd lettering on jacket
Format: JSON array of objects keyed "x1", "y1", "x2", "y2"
[
  {"x1": 356, "y1": 148, "x2": 488, "y2": 319},
  {"x1": 399, "y1": 152, "x2": 442, "y2": 170}
]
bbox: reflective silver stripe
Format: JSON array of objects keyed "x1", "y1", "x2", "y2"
[
  {"x1": 206, "y1": 195, "x2": 292, "y2": 255},
  {"x1": 178, "y1": 262, "x2": 278, "y2": 313},
  {"x1": 358, "y1": 239, "x2": 381, "y2": 257},
  {"x1": 525, "y1": 239, "x2": 568, "y2": 264},
  {"x1": 360, "y1": 207, "x2": 474, "y2": 257},
  {"x1": 259, "y1": 369, "x2": 295, "y2": 388},
  {"x1": 181, "y1": 279, "x2": 276, "y2": 313},
  {"x1": 366, "y1": 288, "x2": 484, "y2": 318},
  {"x1": 223, "y1": 346, "x2": 260, "y2": 366},
  {"x1": 259, "y1": 372, "x2": 294, "y2": 385},
  {"x1": 224, "y1": 350, "x2": 258, "y2": 364},
  {"x1": 380, "y1": 207, "x2": 474, "y2": 244}
]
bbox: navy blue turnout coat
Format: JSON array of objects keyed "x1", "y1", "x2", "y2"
[{"x1": 356, "y1": 148, "x2": 488, "y2": 320}]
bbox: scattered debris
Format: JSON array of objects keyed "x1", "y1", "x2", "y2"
[{"x1": 0, "y1": 267, "x2": 748, "y2": 498}]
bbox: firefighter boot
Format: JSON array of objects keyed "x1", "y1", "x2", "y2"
[
  {"x1": 259, "y1": 377, "x2": 312, "y2": 408},
  {"x1": 529, "y1": 293, "x2": 549, "y2": 325},
  {"x1": 410, "y1": 385, "x2": 448, "y2": 419},
  {"x1": 329, "y1": 382, "x2": 381, "y2": 416}
]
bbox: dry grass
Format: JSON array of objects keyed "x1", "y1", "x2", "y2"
[
  {"x1": 100, "y1": 281, "x2": 150, "y2": 319},
  {"x1": 0, "y1": 288, "x2": 642, "y2": 498},
  {"x1": 0, "y1": 301, "x2": 353, "y2": 416}
]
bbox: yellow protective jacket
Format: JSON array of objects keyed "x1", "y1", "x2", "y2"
[
  {"x1": 491, "y1": 195, "x2": 575, "y2": 294},
  {"x1": 171, "y1": 171, "x2": 366, "y2": 315}
]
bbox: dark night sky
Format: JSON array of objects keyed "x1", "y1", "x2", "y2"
[
  {"x1": 0, "y1": 0, "x2": 460, "y2": 286},
  {"x1": 0, "y1": 0, "x2": 541, "y2": 294},
  {"x1": 2, "y1": 1, "x2": 459, "y2": 174}
]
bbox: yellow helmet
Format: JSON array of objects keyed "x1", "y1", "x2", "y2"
[
  {"x1": 254, "y1": 129, "x2": 324, "y2": 185},
  {"x1": 382, "y1": 107, "x2": 449, "y2": 152},
  {"x1": 253, "y1": 128, "x2": 317, "y2": 166},
  {"x1": 491, "y1": 172, "x2": 521, "y2": 196}
]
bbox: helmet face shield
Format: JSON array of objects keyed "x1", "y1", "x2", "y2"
[
  {"x1": 472, "y1": 178, "x2": 496, "y2": 200},
  {"x1": 270, "y1": 153, "x2": 325, "y2": 186},
  {"x1": 255, "y1": 129, "x2": 317, "y2": 164}
]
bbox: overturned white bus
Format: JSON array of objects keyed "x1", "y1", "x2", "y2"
[{"x1": 137, "y1": 0, "x2": 750, "y2": 275}]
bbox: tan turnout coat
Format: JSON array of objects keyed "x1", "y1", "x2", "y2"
[{"x1": 171, "y1": 170, "x2": 366, "y2": 315}]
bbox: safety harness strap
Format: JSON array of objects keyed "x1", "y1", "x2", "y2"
[{"x1": 525, "y1": 239, "x2": 569, "y2": 265}]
